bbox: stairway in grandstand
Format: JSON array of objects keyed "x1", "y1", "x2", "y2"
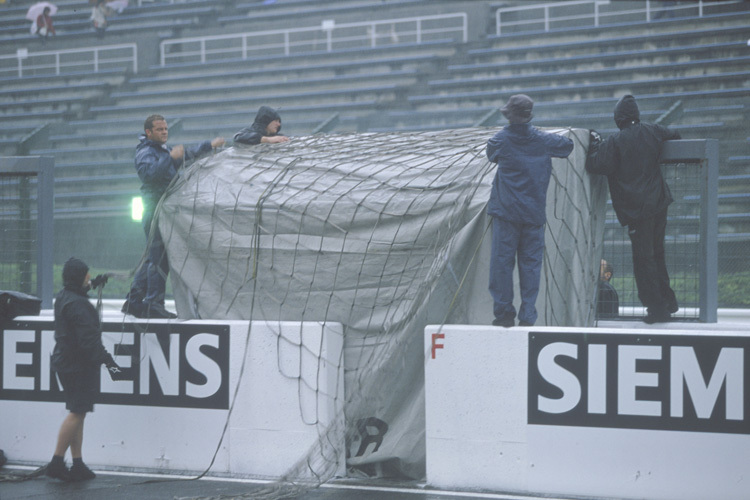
[{"x1": 0, "y1": 0, "x2": 748, "y2": 272}]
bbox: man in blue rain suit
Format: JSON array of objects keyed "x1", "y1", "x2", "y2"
[
  {"x1": 486, "y1": 94, "x2": 574, "y2": 327},
  {"x1": 121, "y1": 114, "x2": 224, "y2": 319},
  {"x1": 586, "y1": 94, "x2": 681, "y2": 323}
]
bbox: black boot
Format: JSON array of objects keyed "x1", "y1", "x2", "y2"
[
  {"x1": 45, "y1": 455, "x2": 70, "y2": 481},
  {"x1": 69, "y1": 458, "x2": 96, "y2": 481}
]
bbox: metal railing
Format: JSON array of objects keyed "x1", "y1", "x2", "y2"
[
  {"x1": 0, "y1": 44, "x2": 137, "y2": 79},
  {"x1": 137, "y1": 0, "x2": 179, "y2": 5},
  {"x1": 496, "y1": 0, "x2": 743, "y2": 35},
  {"x1": 159, "y1": 13, "x2": 467, "y2": 66}
]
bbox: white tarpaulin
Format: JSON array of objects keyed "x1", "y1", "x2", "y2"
[{"x1": 157, "y1": 128, "x2": 606, "y2": 479}]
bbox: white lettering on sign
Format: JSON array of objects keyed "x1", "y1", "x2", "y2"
[
  {"x1": 618, "y1": 345, "x2": 662, "y2": 417},
  {"x1": 528, "y1": 333, "x2": 748, "y2": 434},
  {"x1": 670, "y1": 346, "x2": 743, "y2": 420},
  {"x1": 141, "y1": 333, "x2": 180, "y2": 397},
  {"x1": 1, "y1": 322, "x2": 229, "y2": 409},
  {"x1": 185, "y1": 333, "x2": 222, "y2": 399},
  {"x1": 537, "y1": 342, "x2": 580, "y2": 414},
  {"x1": 3, "y1": 330, "x2": 35, "y2": 390}
]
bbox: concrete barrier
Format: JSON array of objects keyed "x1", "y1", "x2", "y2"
[
  {"x1": 1, "y1": 317, "x2": 344, "y2": 478},
  {"x1": 425, "y1": 325, "x2": 749, "y2": 500}
]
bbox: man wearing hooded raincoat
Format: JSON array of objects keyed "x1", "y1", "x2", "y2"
[
  {"x1": 233, "y1": 106, "x2": 289, "y2": 145},
  {"x1": 486, "y1": 94, "x2": 574, "y2": 327},
  {"x1": 586, "y1": 94, "x2": 681, "y2": 323},
  {"x1": 47, "y1": 258, "x2": 122, "y2": 482}
]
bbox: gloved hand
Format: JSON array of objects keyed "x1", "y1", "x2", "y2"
[
  {"x1": 91, "y1": 274, "x2": 109, "y2": 289},
  {"x1": 589, "y1": 129, "x2": 602, "y2": 146},
  {"x1": 105, "y1": 360, "x2": 126, "y2": 381}
]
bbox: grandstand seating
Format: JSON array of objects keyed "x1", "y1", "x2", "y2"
[
  {"x1": 0, "y1": 0, "x2": 747, "y2": 274},
  {"x1": 0, "y1": 0, "x2": 220, "y2": 47},
  {"x1": 216, "y1": 0, "x2": 433, "y2": 32}
]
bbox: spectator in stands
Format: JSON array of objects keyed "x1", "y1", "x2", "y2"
[
  {"x1": 233, "y1": 106, "x2": 289, "y2": 145},
  {"x1": 596, "y1": 259, "x2": 619, "y2": 319},
  {"x1": 46, "y1": 257, "x2": 123, "y2": 482},
  {"x1": 91, "y1": 0, "x2": 111, "y2": 38},
  {"x1": 34, "y1": 6, "x2": 56, "y2": 42},
  {"x1": 486, "y1": 94, "x2": 574, "y2": 327},
  {"x1": 586, "y1": 95, "x2": 681, "y2": 324},
  {"x1": 122, "y1": 115, "x2": 225, "y2": 319}
]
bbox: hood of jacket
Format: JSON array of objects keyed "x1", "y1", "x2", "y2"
[
  {"x1": 614, "y1": 95, "x2": 640, "y2": 130},
  {"x1": 253, "y1": 106, "x2": 281, "y2": 130},
  {"x1": 62, "y1": 257, "x2": 89, "y2": 291}
]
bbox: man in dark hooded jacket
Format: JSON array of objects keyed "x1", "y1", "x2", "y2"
[
  {"x1": 233, "y1": 106, "x2": 289, "y2": 145},
  {"x1": 486, "y1": 94, "x2": 574, "y2": 327},
  {"x1": 586, "y1": 95, "x2": 681, "y2": 323},
  {"x1": 47, "y1": 258, "x2": 122, "y2": 482}
]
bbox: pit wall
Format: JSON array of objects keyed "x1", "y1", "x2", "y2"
[
  {"x1": 4, "y1": 316, "x2": 748, "y2": 498},
  {"x1": 425, "y1": 325, "x2": 749, "y2": 500},
  {"x1": 1, "y1": 318, "x2": 345, "y2": 478}
]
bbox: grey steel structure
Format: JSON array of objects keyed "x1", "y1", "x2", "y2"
[
  {"x1": 0, "y1": 156, "x2": 54, "y2": 308},
  {"x1": 602, "y1": 139, "x2": 718, "y2": 323},
  {"x1": 661, "y1": 139, "x2": 719, "y2": 323}
]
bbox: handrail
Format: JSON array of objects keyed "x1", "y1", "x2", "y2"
[
  {"x1": 0, "y1": 43, "x2": 137, "y2": 78},
  {"x1": 495, "y1": 0, "x2": 743, "y2": 36},
  {"x1": 159, "y1": 13, "x2": 467, "y2": 66},
  {"x1": 137, "y1": 0, "x2": 177, "y2": 5}
]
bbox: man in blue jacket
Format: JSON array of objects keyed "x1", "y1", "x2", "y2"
[
  {"x1": 233, "y1": 106, "x2": 289, "y2": 145},
  {"x1": 486, "y1": 95, "x2": 574, "y2": 327},
  {"x1": 586, "y1": 95, "x2": 681, "y2": 323},
  {"x1": 46, "y1": 258, "x2": 122, "y2": 481},
  {"x1": 122, "y1": 115, "x2": 224, "y2": 319}
]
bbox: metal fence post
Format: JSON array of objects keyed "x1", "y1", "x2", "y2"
[
  {"x1": 700, "y1": 139, "x2": 719, "y2": 322},
  {"x1": 37, "y1": 157, "x2": 54, "y2": 309},
  {"x1": 661, "y1": 139, "x2": 718, "y2": 322}
]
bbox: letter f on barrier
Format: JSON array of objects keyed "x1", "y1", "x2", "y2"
[{"x1": 431, "y1": 333, "x2": 445, "y2": 359}]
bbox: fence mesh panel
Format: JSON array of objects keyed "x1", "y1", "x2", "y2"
[
  {"x1": 0, "y1": 173, "x2": 38, "y2": 295},
  {"x1": 601, "y1": 161, "x2": 703, "y2": 320}
]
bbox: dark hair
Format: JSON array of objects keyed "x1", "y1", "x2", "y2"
[{"x1": 144, "y1": 114, "x2": 166, "y2": 131}]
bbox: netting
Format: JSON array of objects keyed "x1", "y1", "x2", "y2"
[{"x1": 154, "y1": 127, "x2": 605, "y2": 496}]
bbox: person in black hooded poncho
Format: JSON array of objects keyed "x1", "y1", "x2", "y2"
[
  {"x1": 586, "y1": 95, "x2": 681, "y2": 323},
  {"x1": 233, "y1": 106, "x2": 289, "y2": 145},
  {"x1": 46, "y1": 258, "x2": 121, "y2": 482}
]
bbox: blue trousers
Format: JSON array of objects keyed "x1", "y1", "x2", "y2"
[
  {"x1": 125, "y1": 208, "x2": 169, "y2": 306},
  {"x1": 489, "y1": 217, "x2": 545, "y2": 325}
]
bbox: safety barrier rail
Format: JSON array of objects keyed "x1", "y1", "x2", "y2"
[
  {"x1": 495, "y1": 0, "x2": 743, "y2": 35},
  {"x1": 0, "y1": 44, "x2": 137, "y2": 79},
  {"x1": 159, "y1": 12, "x2": 467, "y2": 66}
]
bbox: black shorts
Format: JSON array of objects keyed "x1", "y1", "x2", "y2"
[{"x1": 57, "y1": 367, "x2": 100, "y2": 414}]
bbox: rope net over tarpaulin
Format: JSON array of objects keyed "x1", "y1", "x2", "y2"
[{"x1": 155, "y1": 128, "x2": 606, "y2": 490}]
